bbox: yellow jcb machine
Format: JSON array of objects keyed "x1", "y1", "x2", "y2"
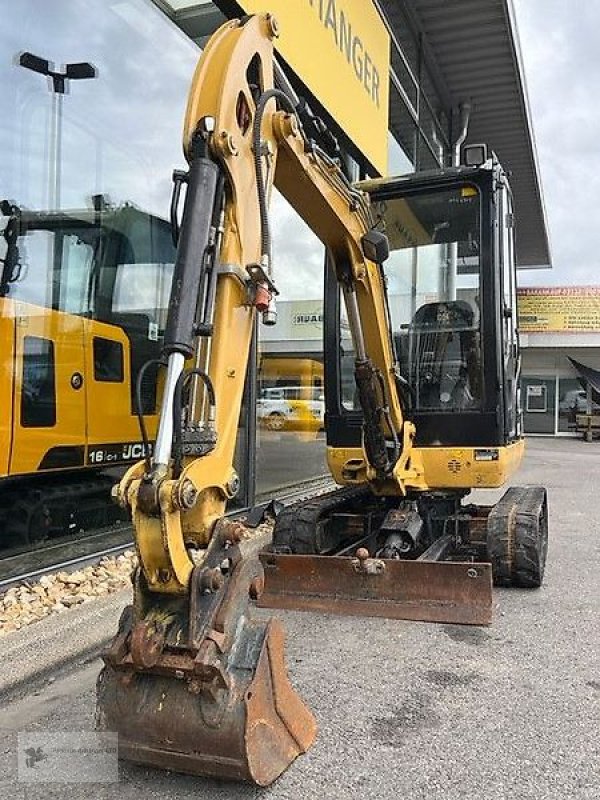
[
  {"x1": 0, "y1": 200, "x2": 174, "y2": 544},
  {"x1": 96, "y1": 15, "x2": 549, "y2": 786}
]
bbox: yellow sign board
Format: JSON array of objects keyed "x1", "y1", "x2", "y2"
[
  {"x1": 233, "y1": 0, "x2": 390, "y2": 175},
  {"x1": 518, "y1": 287, "x2": 600, "y2": 332}
]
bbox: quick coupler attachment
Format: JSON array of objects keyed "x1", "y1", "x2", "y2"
[{"x1": 95, "y1": 522, "x2": 316, "y2": 786}]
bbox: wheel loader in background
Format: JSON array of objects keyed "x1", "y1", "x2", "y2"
[{"x1": 96, "y1": 13, "x2": 549, "y2": 786}]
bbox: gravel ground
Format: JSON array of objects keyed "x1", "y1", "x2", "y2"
[
  {"x1": 0, "y1": 437, "x2": 598, "y2": 800},
  {"x1": 0, "y1": 551, "x2": 137, "y2": 636}
]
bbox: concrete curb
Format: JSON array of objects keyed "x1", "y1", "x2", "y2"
[{"x1": 0, "y1": 588, "x2": 130, "y2": 700}]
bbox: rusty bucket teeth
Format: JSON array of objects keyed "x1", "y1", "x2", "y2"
[{"x1": 95, "y1": 617, "x2": 316, "y2": 786}]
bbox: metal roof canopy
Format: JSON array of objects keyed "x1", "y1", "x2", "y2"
[
  {"x1": 384, "y1": 0, "x2": 551, "y2": 269},
  {"x1": 155, "y1": 0, "x2": 550, "y2": 269}
]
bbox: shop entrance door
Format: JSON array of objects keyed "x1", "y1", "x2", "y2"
[{"x1": 522, "y1": 377, "x2": 555, "y2": 434}]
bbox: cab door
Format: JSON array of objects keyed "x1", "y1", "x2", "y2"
[
  {"x1": 499, "y1": 184, "x2": 521, "y2": 440},
  {"x1": 10, "y1": 301, "x2": 86, "y2": 475},
  {"x1": 8, "y1": 225, "x2": 89, "y2": 476},
  {"x1": 83, "y1": 317, "x2": 146, "y2": 467}
]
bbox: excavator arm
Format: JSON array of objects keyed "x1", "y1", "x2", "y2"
[{"x1": 112, "y1": 13, "x2": 418, "y2": 597}]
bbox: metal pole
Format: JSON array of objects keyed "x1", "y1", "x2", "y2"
[
  {"x1": 55, "y1": 90, "x2": 63, "y2": 208},
  {"x1": 48, "y1": 91, "x2": 58, "y2": 208},
  {"x1": 448, "y1": 102, "x2": 471, "y2": 301}
]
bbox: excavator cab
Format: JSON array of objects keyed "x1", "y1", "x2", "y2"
[
  {"x1": 327, "y1": 165, "x2": 520, "y2": 453},
  {"x1": 260, "y1": 163, "x2": 546, "y2": 624}
]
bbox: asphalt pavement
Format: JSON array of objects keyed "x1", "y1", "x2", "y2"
[{"x1": 0, "y1": 437, "x2": 598, "y2": 800}]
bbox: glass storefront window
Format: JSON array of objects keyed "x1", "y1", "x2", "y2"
[
  {"x1": 255, "y1": 191, "x2": 329, "y2": 497},
  {"x1": 0, "y1": 0, "x2": 268, "y2": 561}
]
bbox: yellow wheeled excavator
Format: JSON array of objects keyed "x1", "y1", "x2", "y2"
[
  {"x1": 0, "y1": 199, "x2": 174, "y2": 545},
  {"x1": 96, "y1": 13, "x2": 549, "y2": 786}
]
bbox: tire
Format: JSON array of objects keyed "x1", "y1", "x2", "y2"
[
  {"x1": 487, "y1": 486, "x2": 548, "y2": 588},
  {"x1": 265, "y1": 412, "x2": 285, "y2": 431}
]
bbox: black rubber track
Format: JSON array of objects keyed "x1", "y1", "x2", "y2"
[
  {"x1": 272, "y1": 485, "x2": 375, "y2": 555},
  {"x1": 486, "y1": 486, "x2": 548, "y2": 587}
]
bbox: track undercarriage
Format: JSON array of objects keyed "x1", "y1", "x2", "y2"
[
  {"x1": 0, "y1": 473, "x2": 127, "y2": 547},
  {"x1": 258, "y1": 484, "x2": 549, "y2": 626}
]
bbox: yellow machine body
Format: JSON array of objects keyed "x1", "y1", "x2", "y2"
[
  {"x1": 328, "y1": 439, "x2": 525, "y2": 491},
  {"x1": 0, "y1": 297, "x2": 156, "y2": 476}
]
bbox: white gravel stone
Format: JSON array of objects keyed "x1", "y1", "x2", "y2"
[
  {"x1": 0, "y1": 549, "x2": 138, "y2": 637},
  {"x1": 0, "y1": 525, "x2": 269, "y2": 638}
]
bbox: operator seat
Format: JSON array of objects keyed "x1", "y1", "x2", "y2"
[{"x1": 409, "y1": 300, "x2": 480, "y2": 411}]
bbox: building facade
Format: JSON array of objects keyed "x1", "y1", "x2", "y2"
[{"x1": 518, "y1": 287, "x2": 600, "y2": 435}]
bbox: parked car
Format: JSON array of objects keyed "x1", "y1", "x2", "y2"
[{"x1": 257, "y1": 386, "x2": 325, "y2": 432}]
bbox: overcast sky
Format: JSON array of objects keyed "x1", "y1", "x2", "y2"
[{"x1": 513, "y1": 0, "x2": 598, "y2": 288}]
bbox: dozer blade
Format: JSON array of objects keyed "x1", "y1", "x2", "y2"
[
  {"x1": 258, "y1": 553, "x2": 493, "y2": 626},
  {"x1": 95, "y1": 524, "x2": 316, "y2": 786}
]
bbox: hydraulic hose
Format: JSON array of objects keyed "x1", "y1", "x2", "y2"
[
  {"x1": 172, "y1": 367, "x2": 216, "y2": 476},
  {"x1": 134, "y1": 358, "x2": 166, "y2": 474},
  {"x1": 251, "y1": 88, "x2": 297, "y2": 268}
]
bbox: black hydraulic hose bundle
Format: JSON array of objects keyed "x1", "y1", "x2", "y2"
[{"x1": 172, "y1": 367, "x2": 216, "y2": 476}]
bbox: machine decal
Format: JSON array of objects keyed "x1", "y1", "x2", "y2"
[
  {"x1": 87, "y1": 441, "x2": 153, "y2": 465},
  {"x1": 474, "y1": 448, "x2": 500, "y2": 461}
]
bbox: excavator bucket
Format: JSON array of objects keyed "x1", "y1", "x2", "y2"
[
  {"x1": 258, "y1": 552, "x2": 493, "y2": 626},
  {"x1": 96, "y1": 617, "x2": 315, "y2": 785},
  {"x1": 95, "y1": 526, "x2": 316, "y2": 786}
]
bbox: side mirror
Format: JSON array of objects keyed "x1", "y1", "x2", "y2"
[{"x1": 361, "y1": 230, "x2": 389, "y2": 264}]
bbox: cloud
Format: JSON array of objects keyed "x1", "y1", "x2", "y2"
[{"x1": 514, "y1": 0, "x2": 600, "y2": 287}]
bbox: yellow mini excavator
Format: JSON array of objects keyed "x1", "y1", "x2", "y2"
[{"x1": 96, "y1": 14, "x2": 548, "y2": 786}]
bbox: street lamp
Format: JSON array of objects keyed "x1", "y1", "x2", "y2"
[{"x1": 18, "y1": 51, "x2": 97, "y2": 208}]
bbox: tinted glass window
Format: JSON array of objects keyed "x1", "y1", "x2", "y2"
[
  {"x1": 21, "y1": 336, "x2": 56, "y2": 427},
  {"x1": 93, "y1": 337, "x2": 124, "y2": 383},
  {"x1": 380, "y1": 185, "x2": 481, "y2": 413}
]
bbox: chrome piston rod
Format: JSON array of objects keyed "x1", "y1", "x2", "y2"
[{"x1": 153, "y1": 352, "x2": 185, "y2": 469}]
